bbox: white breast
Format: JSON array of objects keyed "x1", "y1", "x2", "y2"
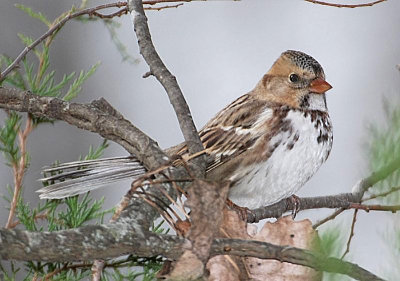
[{"x1": 228, "y1": 110, "x2": 332, "y2": 209}]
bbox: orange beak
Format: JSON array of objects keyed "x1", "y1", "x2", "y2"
[{"x1": 309, "y1": 78, "x2": 332, "y2": 94}]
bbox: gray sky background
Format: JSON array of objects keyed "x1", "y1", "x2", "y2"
[{"x1": 1, "y1": 0, "x2": 400, "y2": 279}]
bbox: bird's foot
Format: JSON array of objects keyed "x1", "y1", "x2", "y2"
[
  {"x1": 287, "y1": 194, "x2": 301, "y2": 219},
  {"x1": 226, "y1": 199, "x2": 251, "y2": 221}
]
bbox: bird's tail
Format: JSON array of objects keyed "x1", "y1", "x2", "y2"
[{"x1": 38, "y1": 156, "x2": 146, "y2": 199}]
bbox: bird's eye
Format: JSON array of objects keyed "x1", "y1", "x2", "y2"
[{"x1": 289, "y1": 73, "x2": 299, "y2": 83}]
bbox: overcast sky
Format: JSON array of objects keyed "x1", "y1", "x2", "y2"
[{"x1": 1, "y1": 0, "x2": 400, "y2": 278}]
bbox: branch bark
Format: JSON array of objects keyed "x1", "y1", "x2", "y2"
[
  {"x1": 0, "y1": 87, "x2": 167, "y2": 170},
  {"x1": 128, "y1": 0, "x2": 207, "y2": 175},
  {"x1": 0, "y1": 227, "x2": 385, "y2": 281}
]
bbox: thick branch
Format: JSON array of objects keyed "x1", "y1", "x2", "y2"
[
  {"x1": 0, "y1": 223, "x2": 185, "y2": 262},
  {"x1": 0, "y1": 87, "x2": 167, "y2": 170},
  {"x1": 128, "y1": 0, "x2": 206, "y2": 174},
  {"x1": 0, "y1": 228, "x2": 384, "y2": 281}
]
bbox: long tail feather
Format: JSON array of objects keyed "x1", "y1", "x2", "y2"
[{"x1": 38, "y1": 156, "x2": 146, "y2": 199}]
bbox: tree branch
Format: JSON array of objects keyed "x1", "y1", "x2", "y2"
[
  {"x1": 0, "y1": 87, "x2": 190, "y2": 230},
  {"x1": 304, "y1": 0, "x2": 386, "y2": 8},
  {"x1": 127, "y1": 0, "x2": 206, "y2": 175},
  {"x1": 0, "y1": 227, "x2": 385, "y2": 281},
  {"x1": 0, "y1": 87, "x2": 167, "y2": 170}
]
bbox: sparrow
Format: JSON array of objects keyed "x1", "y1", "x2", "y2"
[{"x1": 38, "y1": 50, "x2": 333, "y2": 210}]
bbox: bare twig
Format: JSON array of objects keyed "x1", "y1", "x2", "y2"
[
  {"x1": 350, "y1": 203, "x2": 400, "y2": 213},
  {"x1": 128, "y1": 0, "x2": 207, "y2": 175},
  {"x1": 0, "y1": 2, "x2": 128, "y2": 82},
  {"x1": 5, "y1": 116, "x2": 33, "y2": 228},
  {"x1": 144, "y1": 3, "x2": 184, "y2": 10},
  {"x1": 91, "y1": 7, "x2": 129, "y2": 19},
  {"x1": 341, "y1": 209, "x2": 358, "y2": 259},
  {"x1": 143, "y1": 0, "x2": 192, "y2": 5},
  {"x1": 304, "y1": 0, "x2": 386, "y2": 8},
  {"x1": 313, "y1": 208, "x2": 345, "y2": 229}
]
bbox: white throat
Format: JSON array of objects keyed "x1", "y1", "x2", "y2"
[{"x1": 308, "y1": 93, "x2": 328, "y2": 111}]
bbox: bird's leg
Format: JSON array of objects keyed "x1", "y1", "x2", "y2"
[
  {"x1": 226, "y1": 198, "x2": 252, "y2": 221},
  {"x1": 287, "y1": 194, "x2": 301, "y2": 219}
]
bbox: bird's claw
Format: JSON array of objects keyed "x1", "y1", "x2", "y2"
[{"x1": 287, "y1": 195, "x2": 301, "y2": 219}]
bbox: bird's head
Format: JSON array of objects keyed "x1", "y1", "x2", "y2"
[{"x1": 254, "y1": 50, "x2": 332, "y2": 111}]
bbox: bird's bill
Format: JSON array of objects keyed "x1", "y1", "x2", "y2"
[{"x1": 309, "y1": 78, "x2": 332, "y2": 94}]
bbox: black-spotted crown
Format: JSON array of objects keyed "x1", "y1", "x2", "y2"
[{"x1": 283, "y1": 50, "x2": 325, "y2": 78}]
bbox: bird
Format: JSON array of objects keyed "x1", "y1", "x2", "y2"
[{"x1": 38, "y1": 50, "x2": 333, "y2": 210}]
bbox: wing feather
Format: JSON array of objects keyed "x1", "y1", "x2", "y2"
[{"x1": 178, "y1": 94, "x2": 273, "y2": 173}]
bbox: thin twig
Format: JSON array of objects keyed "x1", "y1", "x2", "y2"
[
  {"x1": 0, "y1": 2, "x2": 128, "y2": 82},
  {"x1": 5, "y1": 117, "x2": 33, "y2": 228},
  {"x1": 313, "y1": 208, "x2": 345, "y2": 229},
  {"x1": 91, "y1": 7, "x2": 129, "y2": 18},
  {"x1": 304, "y1": 0, "x2": 386, "y2": 8},
  {"x1": 341, "y1": 209, "x2": 358, "y2": 259},
  {"x1": 40, "y1": 263, "x2": 89, "y2": 281},
  {"x1": 144, "y1": 3, "x2": 184, "y2": 10},
  {"x1": 143, "y1": 0, "x2": 192, "y2": 5},
  {"x1": 350, "y1": 203, "x2": 400, "y2": 213}
]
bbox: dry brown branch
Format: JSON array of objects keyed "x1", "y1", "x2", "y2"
[
  {"x1": 91, "y1": 7, "x2": 128, "y2": 18},
  {"x1": 304, "y1": 0, "x2": 386, "y2": 8},
  {"x1": 341, "y1": 209, "x2": 358, "y2": 259},
  {"x1": 143, "y1": 0, "x2": 192, "y2": 5},
  {"x1": 313, "y1": 208, "x2": 345, "y2": 229},
  {"x1": 5, "y1": 116, "x2": 32, "y2": 228},
  {"x1": 350, "y1": 203, "x2": 400, "y2": 212},
  {"x1": 144, "y1": 3, "x2": 184, "y2": 10}
]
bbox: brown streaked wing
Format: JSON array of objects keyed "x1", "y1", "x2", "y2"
[{"x1": 172, "y1": 94, "x2": 270, "y2": 173}]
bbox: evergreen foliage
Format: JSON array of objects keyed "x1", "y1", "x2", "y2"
[{"x1": 0, "y1": 2, "x2": 163, "y2": 280}]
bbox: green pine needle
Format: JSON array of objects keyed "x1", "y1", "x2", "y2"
[
  {"x1": 63, "y1": 62, "x2": 100, "y2": 101},
  {"x1": 0, "y1": 112, "x2": 22, "y2": 166},
  {"x1": 367, "y1": 98, "x2": 400, "y2": 204},
  {"x1": 15, "y1": 4, "x2": 51, "y2": 27}
]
